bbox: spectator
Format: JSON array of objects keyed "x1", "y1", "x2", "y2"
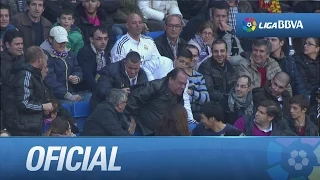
[
  {"x1": 293, "y1": 37, "x2": 319, "y2": 95},
  {"x1": 253, "y1": 72, "x2": 291, "y2": 119},
  {"x1": 90, "y1": 51, "x2": 148, "y2": 112},
  {"x1": 76, "y1": 25, "x2": 110, "y2": 92},
  {"x1": 0, "y1": 129, "x2": 10, "y2": 136},
  {"x1": 125, "y1": 68, "x2": 191, "y2": 135},
  {"x1": 238, "y1": 39, "x2": 282, "y2": 89},
  {"x1": 226, "y1": 0, "x2": 253, "y2": 33},
  {"x1": 82, "y1": 88, "x2": 136, "y2": 136},
  {"x1": 234, "y1": 100, "x2": 291, "y2": 136},
  {"x1": 155, "y1": 104, "x2": 190, "y2": 136},
  {"x1": 0, "y1": 0, "x2": 25, "y2": 17},
  {"x1": 267, "y1": 37, "x2": 307, "y2": 97},
  {"x1": 40, "y1": 26, "x2": 84, "y2": 105},
  {"x1": 188, "y1": 21, "x2": 215, "y2": 68},
  {"x1": 174, "y1": 48, "x2": 209, "y2": 122},
  {"x1": 42, "y1": 98, "x2": 59, "y2": 134},
  {"x1": 309, "y1": 87, "x2": 320, "y2": 131},
  {"x1": 74, "y1": 0, "x2": 114, "y2": 51},
  {"x1": 44, "y1": 117, "x2": 74, "y2": 136},
  {"x1": 154, "y1": 14, "x2": 187, "y2": 61},
  {"x1": 193, "y1": 102, "x2": 242, "y2": 136},
  {"x1": 138, "y1": 0, "x2": 183, "y2": 31},
  {"x1": 198, "y1": 39, "x2": 238, "y2": 102},
  {"x1": 53, "y1": 9, "x2": 84, "y2": 55},
  {"x1": 0, "y1": 4, "x2": 17, "y2": 40},
  {"x1": 111, "y1": 13, "x2": 173, "y2": 81},
  {"x1": 288, "y1": 95, "x2": 319, "y2": 136},
  {"x1": 186, "y1": 44, "x2": 200, "y2": 70},
  {"x1": 11, "y1": 0, "x2": 52, "y2": 48},
  {"x1": 0, "y1": 38, "x2": 3, "y2": 52},
  {"x1": 225, "y1": 75, "x2": 254, "y2": 125}
]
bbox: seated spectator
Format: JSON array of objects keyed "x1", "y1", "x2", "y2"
[
  {"x1": 226, "y1": 0, "x2": 253, "y2": 33},
  {"x1": 186, "y1": 44, "x2": 200, "y2": 70},
  {"x1": 154, "y1": 14, "x2": 187, "y2": 61},
  {"x1": 288, "y1": 95, "x2": 319, "y2": 136},
  {"x1": 238, "y1": 39, "x2": 283, "y2": 90},
  {"x1": 253, "y1": 72, "x2": 291, "y2": 119},
  {"x1": 44, "y1": 117, "x2": 74, "y2": 136},
  {"x1": 188, "y1": 21, "x2": 215, "y2": 68},
  {"x1": 174, "y1": 48, "x2": 209, "y2": 121},
  {"x1": 293, "y1": 37, "x2": 319, "y2": 96},
  {"x1": 40, "y1": 26, "x2": 85, "y2": 105},
  {"x1": 267, "y1": 37, "x2": 307, "y2": 97},
  {"x1": 198, "y1": 39, "x2": 238, "y2": 102},
  {"x1": 0, "y1": 4, "x2": 16, "y2": 40},
  {"x1": 309, "y1": 87, "x2": 320, "y2": 131},
  {"x1": 74, "y1": 0, "x2": 114, "y2": 51},
  {"x1": 193, "y1": 102, "x2": 243, "y2": 136},
  {"x1": 138, "y1": 0, "x2": 183, "y2": 32},
  {"x1": 82, "y1": 88, "x2": 136, "y2": 136},
  {"x1": 11, "y1": 0, "x2": 51, "y2": 48},
  {"x1": 76, "y1": 25, "x2": 110, "y2": 92},
  {"x1": 234, "y1": 100, "x2": 291, "y2": 136},
  {"x1": 90, "y1": 51, "x2": 148, "y2": 112},
  {"x1": 0, "y1": 0, "x2": 25, "y2": 17},
  {"x1": 225, "y1": 75, "x2": 254, "y2": 125},
  {"x1": 155, "y1": 104, "x2": 190, "y2": 136},
  {"x1": 53, "y1": 9, "x2": 84, "y2": 55},
  {"x1": 111, "y1": 13, "x2": 173, "y2": 81},
  {"x1": 0, "y1": 129, "x2": 10, "y2": 136}
]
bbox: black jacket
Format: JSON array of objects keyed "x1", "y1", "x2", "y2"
[
  {"x1": 126, "y1": 77, "x2": 184, "y2": 135},
  {"x1": 198, "y1": 59, "x2": 238, "y2": 102},
  {"x1": 287, "y1": 115, "x2": 319, "y2": 136},
  {"x1": 82, "y1": 101, "x2": 131, "y2": 136},
  {"x1": 89, "y1": 60, "x2": 148, "y2": 112},
  {"x1": 75, "y1": 44, "x2": 111, "y2": 92},
  {"x1": 294, "y1": 53, "x2": 320, "y2": 95},
  {"x1": 253, "y1": 80, "x2": 291, "y2": 119},
  {"x1": 154, "y1": 33, "x2": 188, "y2": 61},
  {"x1": 74, "y1": 4, "x2": 114, "y2": 52}
]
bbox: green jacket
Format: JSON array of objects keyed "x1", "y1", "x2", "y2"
[{"x1": 52, "y1": 23, "x2": 84, "y2": 54}]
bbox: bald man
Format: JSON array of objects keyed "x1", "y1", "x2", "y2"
[
  {"x1": 253, "y1": 72, "x2": 292, "y2": 119},
  {"x1": 111, "y1": 13, "x2": 174, "y2": 81}
]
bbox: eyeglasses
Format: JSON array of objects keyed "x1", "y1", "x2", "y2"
[
  {"x1": 166, "y1": 24, "x2": 182, "y2": 29},
  {"x1": 201, "y1": 31, "x2": 213, "y2": 37},
  {"x1": 304, "y1": 41, "x2": 318, "y2": 47},
  {"x1": 93, "y1": 37, "x2": 109, "y2": 41},
  {"x1": 177, "y1": 59, "x2": 190, "y2": 66}
]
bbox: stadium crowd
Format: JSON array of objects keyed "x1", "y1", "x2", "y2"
[{"x1": 0, "y1": 0, "x2": 319, "y2": 137}]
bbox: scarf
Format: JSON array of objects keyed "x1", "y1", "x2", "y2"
[
  {"x1": 193, "y1": 35, "x2": 209, "y2": 61},
  {"x1": 259, "y1": 0, "x2": 281, "y2": 13},
  {"x1": 228, "y1": 87, "x2": 254, "y2": 115},
  {"x1": 47, "y1": 40, "x2": 68, "y2": 58}
]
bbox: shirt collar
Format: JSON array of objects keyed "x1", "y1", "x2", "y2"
[
  {"x1": 90, "y1": 43, "x2": 104, "y2": 55},
  {"x1": 166, "y1": 36, "x2": 179, "y2": 46},
  {"x1": 254, "y1": 119, "x2": 273, "y2": 132},
  {"x1": 127, "y1": 33, "x2": 141, "y2": 44}
]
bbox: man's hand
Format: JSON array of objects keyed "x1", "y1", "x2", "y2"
[
  {"x1": 122, "y1": 88, "x2": 131, "y2": 95},
  {"x1": 143, "y1": 23, "x2": 149, "y2": 33},
  {"x1": 219, "y1": 21, "x2": 231, "y2": 32},
  {"x1": 128, "y1": 116, "x2": 136, "y2": 135},
  {"x1": 70, "y1": 94, "x2": 82, "y2": 102},
  {"x1": 42, "y1": 103, "x2": 53, "y2": 114},
  {"x1": 187, "y1": 89, "x2": 193, "y2": 96},
  {"x1": 69, "y1": 75, "x2": 80, "y2": 84}
]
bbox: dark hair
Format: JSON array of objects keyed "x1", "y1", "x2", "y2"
[
  {"x1": 252, "y1": 39, "x2": 272, "y2": 55},
  {"x1": 186, "y1": 44, "x2": 199, "y2": 55},
  {"x1": 0, "y1": 3, "x2": 9, "y2": 11},
  {"x1": 210, "y1": 2, "x2": 230, "y2": 16},
  {"x1": 197, "y1": 21, "x2": 216, "y2": 37},
  {"x1": 44, "y1": 117, "x2": 69, "y2": 136},
  {"x1": 290, "y1": 95, "x2": 310, "y2": 111},
  {"x1": 212, "y1": 39, "x2": 228, "y2": 51},
  {"x1": 177, "y1": 48, "x2": 193, "y2": 60},
  {"x1": 124, "y1": 51, "x2": 141, "y2": 64},
  {"x1": 3, "y1": 29, "x2": 23, "y2": 45},
  {"x1": 90, "y1": 25, "x2": 108, "y2": 38},
  {"x1": 200, "y1": 102, "x2": 225, "y2": 122},
  {"x1": 238, "y1": 75, "x2": 252, "y2": 87},
  {"x1": 59, "y1": 8, "x2": 74, "y2": 19},
  {"x1": 167, "y1": 68, "x2": 187, "y2": 80},
  {"x1": 156, "y1": 104, "x2": 190, "y2": 136},
  {"x1": 25, "y1": 46, "x2": 45, "y2": 63},
  {"x1": 43, "y1": 99, "x2": 60, "y2": 119},
  {"x1": 259, "y1": 100, "x2": 281, "y2": 118},
  {"x1": 273, "y1": 71, "x2": 291, "y2": 86},
  {"x1": 27, "y1": 0, "x2": 46, "y2": 7}
]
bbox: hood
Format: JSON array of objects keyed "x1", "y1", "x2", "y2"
[
  {"x1": 40, "y1": 40, "x2": 52, "y2": 53},
  {"x1": 12, "y1": 61, "x2": 41, "y2": 77}
]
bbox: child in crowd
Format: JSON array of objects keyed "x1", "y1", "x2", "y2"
[
  {"x1": 53, "y1": 9, "x2": 84, "y2": 54},
  {"x1": 44, "y1": 117, "x2": 75, "y2": 137}
]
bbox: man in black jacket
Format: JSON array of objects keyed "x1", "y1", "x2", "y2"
[
  {"x1": 89, "y1": 51, "x2": 148, "y2": 112},
  {"x1": 154, "y1": 14, "x2": 187, "y2": 61},
  {"x1": 82, "y1": 88, "x2": 135, "y2": 136},
  {"x1": 126, "y1": 68, "x2": 188, "y2": 135}
]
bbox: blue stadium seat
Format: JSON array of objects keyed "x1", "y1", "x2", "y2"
[
  {"x1": 62, "y1": 103, "x2": 72, "y2": 114},
  {"x1": 146, "y1": 31, "x2": 164, "y2": 39},
  {"x1": 71, "y1": 101, "x2": 90, "y2": 132},
  {"x1": 115, "y1": 35, "x2": 123, "y2": 41},
  {"x1": 188, "y1": 123, "x2": 197, "y2": 132}
]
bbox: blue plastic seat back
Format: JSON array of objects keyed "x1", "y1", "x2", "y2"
[
  {"x1": 62, "y1": 103, "x2": 72, "y2": 114},
  {"x1": 146, "y1": 31, "x2": 164, "y2": 39},
  {"x1": 71, "y1": 101, "x2": 90, "y2": 118},
  {"x1": 115, "y1": 35, "x2": 123, "y2": 41}
]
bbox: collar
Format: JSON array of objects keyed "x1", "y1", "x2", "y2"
[
  {"x1": 166, "y1": 36, "x2": 179, "y2": 46},
  {"x1": 125, "y1": 71, "x2": 138, "y2": 82},
  {"x1": 254, "y1": 119, "x2": 273, "y2": 132},
  {"x1": 127, "y1": 33, "x2": 141, "y2": 44},
  {"x1": 90, "y1": 43, "x2": 104, "y2": 55}
]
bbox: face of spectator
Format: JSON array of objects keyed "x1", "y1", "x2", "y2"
[
  {"x1": 255, "y1": 106, "x2": 272, "y2": 125},
  {"x1": 235, "y1": 77, "x2": 250, "y2": 98},
  {"x1": 58, "y1": 14, "x2": 74, "y2": 31},
  {"x1": 124, "y1": 60, "x2": 140, "y2": 78},
  {"x1": 82, "y1": 0, "x2": 100, "y2": 14},
  {"x1": 187, "y1": 47, "x2": 199, "y2": 68},
  {"x1": 90, "y1": 30, "x2": 108, "y2": 52},
  {"x1": 303, "y1": 38, "x2": 319, "y2": 58},
  {"x1": 168, "y1": 72, "x2": 188, "y2": 96},
  {"x1": 200, "y1": 27, "x2": 214, "y2": 45},
  {"x1": 6, "y1": 37, "x2": 23, "y2": 56},
  {"x1": 251, "y1": 45, "x2": 269, "y2": 66},
  {"x1": 267, "y1": 37, "x2": 283, "y2": 53},
  {"x1": 174, "y1": 56, "x2": 192, "y2": 70},
  {"x1": 165, "y1": 16, "x2": 182, "y2": 40},
  {"x1": 0, "y1": 40, "x2": 3, "y2": 53},
  {"x1": 290, "y1": 104, "x2": 306, "y2": 120},
  {"x1": 0, "y1": 8, "x2": 9, "y2": 29},
  {"x1": 271, "y1": 78, "x2": 288, "y2": 97},
  {"x1": 127, "y1": 14, "x2": 143, "y2": 36},
  {"x1": 27, "y1": 0, "x2": 45, "y2": 19},
  {"x1": 212, "y1": 43, "x2": 227, "y2": 65},
  {"x1": 116, "y1": 98, "x2": 128, "y2": 113},
  {"x1": 200, "y1": 113, "x2": 212, "y2": 129},
  {"x1": 212, "y1": 9, "x2": 228, "y2": 25},
  {"x1": 50, "y1": 38, "x2": 66, "y2": 53}
]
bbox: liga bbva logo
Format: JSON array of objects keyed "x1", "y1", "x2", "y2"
[{"x1": 242, "y1": 17, "x2": 304, "y2": 32}]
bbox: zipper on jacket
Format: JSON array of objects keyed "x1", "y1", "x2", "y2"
[{"x1": 59, "y1": 58, "x2": 69, "y2": 92}]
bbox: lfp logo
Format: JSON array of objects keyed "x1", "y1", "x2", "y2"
[{"x1": 242, "y1": 17, "x2": 257, "y2": 32}]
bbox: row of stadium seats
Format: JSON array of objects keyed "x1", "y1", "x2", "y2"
[{"x1": 115, "y1": 31, "x2": 165, "y2": 41}]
